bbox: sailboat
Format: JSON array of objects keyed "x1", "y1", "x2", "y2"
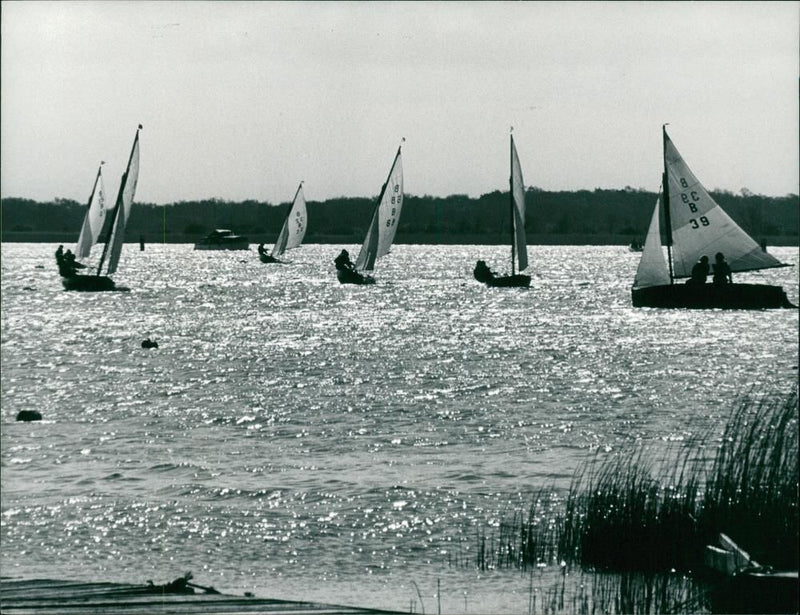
[
  {"x1": 260, "y1": 182, "x2": 307, "y2": 263},
  {"x1": 60, "y1": 125, "x2": 142, "y2": 292},
  {"x1": 335, "y1": 142, "x2": 404, "y2": 285},
  {"x1": 473, "y1": 132, "x2": 530, "y2": 288},
  {"x1": 632, "y1": 126, "x2": 794, "y2": 309}
]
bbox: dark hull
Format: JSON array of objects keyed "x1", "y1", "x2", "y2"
[
  {"x1": 486, "y1": 274, "x2": 531, "y2": 288},
  {"x1": 61, "y1": 275, "x2": 120, "y2": 292},
  {"x1": 632, "y1": 283, "x2": 795, "y2": 309},
  {"x1": 337, "y1": 269, "x2": 375, "y2": 285},
  {"x1": 259, "y1": 253, "x2": 283, "y2": 264}
]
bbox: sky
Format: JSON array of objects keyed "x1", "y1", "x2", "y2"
[{"x1": 1, "y1": 1, "x2": 798, "y2": 206}]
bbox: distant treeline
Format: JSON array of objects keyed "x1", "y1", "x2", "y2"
[{"x1": 2, "y1": 188, "x2": 798, "y2": 245}]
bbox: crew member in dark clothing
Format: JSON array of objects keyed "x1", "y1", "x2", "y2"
[
  {"x1": 688, "y1": 255, "x2": 709, "y2": 285},
  {"x1": 334, "y1": 249, "x2": 355, "y2": 272},
  {"x1": 712, "y1": 252, "x2": 732, "y2": 285}
]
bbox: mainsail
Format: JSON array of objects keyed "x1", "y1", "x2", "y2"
[
  {"x1": 664, "y1": 132, "x2": 783, "y2": 278},
  {"x1": 633, "y1": 195, "x2": 670, "y2": 288},
  {"x1": 354, "y1": 145, "x2": 404, "y2": 272},
  {"x1": 98, "y1": 126, "x2": 141, "y2": 276},
  {"x1": 74, "y1": 163, "x2": 106, "y2": 260},
  {"x1": 510, "y1": 134, "x2": 528, "y2": 273},
  {"x1": 271, "y1": 183, "x2": 307, "y2": 258}
]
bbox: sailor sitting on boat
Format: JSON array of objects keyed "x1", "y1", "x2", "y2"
[
  {"x1": 334, "y1": 249, "x2": 356, "y2": 273},
  {"x1": 473, "y1": 260, "x2": 495, "y2": 283},
  {"x1": 712, "y1": 252, "x2": 732, "y2": 285},
  {"x1": 55, "y1": 246, "x2": 80, "y2": 277},
  {"x1": 687, "y1": 255, "x2": 710, "y2": 286}
]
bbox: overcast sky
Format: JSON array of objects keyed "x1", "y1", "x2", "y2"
[{"x1": 1, "y1": 1, "x2": 798, "y2": 206}]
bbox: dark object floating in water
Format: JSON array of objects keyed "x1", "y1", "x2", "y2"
[
  {"x1": 35, "y1": 265, "x2": 44, "y2": 269},
  {"x1": 16, "y1": 410, "x2": 42, "y2": 422},
  {"x1": 141, "y1": 338, "x2": 159, "y2": 349},
  {"x1": 704, "y1": 533, "x2": 798, "y2": 614},
  {"x1": 22, "y1": 286, "x2": 35, "y2": 291}
]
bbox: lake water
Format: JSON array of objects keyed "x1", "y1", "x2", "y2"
[{"x1": 1, "y1": 243, "x2": 797, "y2": 613}]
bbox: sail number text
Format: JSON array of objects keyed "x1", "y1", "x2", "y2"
[
  {"x1": 679, "y1": 177, "x2": 709, "y2": 229},
  {"x1": 385, "y1": 184, "x2": 402, "y2": 228}
]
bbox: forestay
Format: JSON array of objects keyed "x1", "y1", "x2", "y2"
[
  {"x1": 510, "y1": 135, "x2": 528, "y2": 272},
  {"x1": 355, "y1": 147, "x2": 404, "y2": 272},
  {"x1": 75, "y1": 165, "x2": 107, "y2": 261},
  {"x1": 664, "y1": 134, "x2": 783, "y2": 278},
  {"x1": 105, "y1": 128, "x2": 141, "y2": 275},
  {"x1": 633, "y1": 195, "x2": 670, "y2": 288},
  {"x1": 272, "y1": 183, "x2": 307, "y2": 258}
]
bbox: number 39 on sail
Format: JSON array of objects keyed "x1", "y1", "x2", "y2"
[{"x1": 631, "y1": 126, "x2": 794, "y2": 309}]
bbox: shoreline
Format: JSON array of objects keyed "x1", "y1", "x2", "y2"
[{"x1": 2, "y1": 232, "x2": 798, "y2": 247}]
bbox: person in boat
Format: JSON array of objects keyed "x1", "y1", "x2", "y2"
[
  {"x1": 473, "y1": 259, "x2": 495, "y2": 283},
  {"x1": 56, "y1": 246, "x2": 78, "y2": 277},
  {"x1": 687, "y1": 255, "x2": 710, "y2": 285},
  {"x1": 334, "y1": 249, "x2": 356, "y2": 273},
  {"x1": 712, "y1": 252, "x2": 732, "y2": 285},
  {"x1": 257, "y1": 243, "x2": 267, "y2": 257}
]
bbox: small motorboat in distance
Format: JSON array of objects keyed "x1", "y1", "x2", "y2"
[{"x1": 193, "y1": 229, "x2": 249, "y2": 250}]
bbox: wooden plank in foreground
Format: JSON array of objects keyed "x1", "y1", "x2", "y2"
[{"x1": 0, "y1": 578, "x2": 403, "y2": 615}]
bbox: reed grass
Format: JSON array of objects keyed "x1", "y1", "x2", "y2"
[{"x1": 469, "y1": 387, "x2": 798, "y2": 574}]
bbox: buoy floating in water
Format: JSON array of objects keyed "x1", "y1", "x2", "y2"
[{"x1": 16, "y1": 410, "x2": 42, "y2": 422}]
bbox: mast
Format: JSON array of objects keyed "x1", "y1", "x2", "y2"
[
  {"x1": 509, "y1": 132, "x2": 516, "y2": 276},
  {"x1": 96, "y1": 125, "x2": 141, "y2": 276},
  {"x1": 662, "y1": 124, "x2": 675, "y2": 283}
]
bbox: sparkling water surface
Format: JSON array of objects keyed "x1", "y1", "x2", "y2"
[{"x1": 1, "y1": 243, "x2": 797, "y2": 612}]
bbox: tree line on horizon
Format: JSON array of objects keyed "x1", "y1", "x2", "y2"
[{"x1": 2, "y1": 187, "x2": 797, "y2": 244}]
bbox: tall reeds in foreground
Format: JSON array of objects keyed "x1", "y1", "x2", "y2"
[
  {"x1": 563, "y1": 387, "x2": 798, "y2": 572},
  {"x1": 471, "y1": 387, "x2": 798, "y2": 574},
  {"x1": 698, "y1": 388, "x2": 798, "y2": 570}
]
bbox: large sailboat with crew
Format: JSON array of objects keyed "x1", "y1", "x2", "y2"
[
  {"x1": 334, "y1": 141, "x2": 404, "y2": 285},
  {"x1": 632, "y1": 125, "x2": 793, "y2": 309},
  {"x1": 58, "y1": 125, "x2": 142, "y2": 292},
  {"x1": 473, "y1": 130, "x2": 531, "y2": 288}
]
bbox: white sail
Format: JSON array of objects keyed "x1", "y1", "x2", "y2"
[
  {"x1": 664, "y1": 133, "x2": 783, "y2": 278},
  {"x1": 354, "y1": 146, "x2": 404, "y2": 272},
  {"x1": 510, "y1": 135, "x2": 528, "y2": 272},
  {"x1": 74, "y1": 165, "x2": 106, "y2": 260},
  {"x1": 271, "y1": 183, "x2": 307, "y2": 258},
  {"x1": 105, "y1": 127, "x2": 141, "y2": 275},
  {"x1": 633, "y1": 195, "x2": 670, "y2": 288}
]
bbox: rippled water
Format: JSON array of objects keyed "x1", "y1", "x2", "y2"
[{"x1": 1, "y1": 243, "x2": 797, "y2": 612}]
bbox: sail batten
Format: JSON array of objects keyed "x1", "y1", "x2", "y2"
[
  {"x1": 272, "y1": 183, "x2": 307, "y2": 258},
  {"x1": 354, "y1": 147, "x2": 404, "y2": 272}
]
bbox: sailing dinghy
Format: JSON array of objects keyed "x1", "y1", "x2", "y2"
[
  {"x1": 632, "y1": 126, "x2": 794, "y2": 309},
  {"x1": 260, "y1": 182, "x2": 307, "y2": 263},
  {"x1": 60, "y1": 125, "x2": 141, "y2": 292},
  {"x1": 335, "y1": 143, "x2": 404, "y2": 285},
  {"x1": 474, "y1": 132, "x2": 531, "y2": 288}
]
